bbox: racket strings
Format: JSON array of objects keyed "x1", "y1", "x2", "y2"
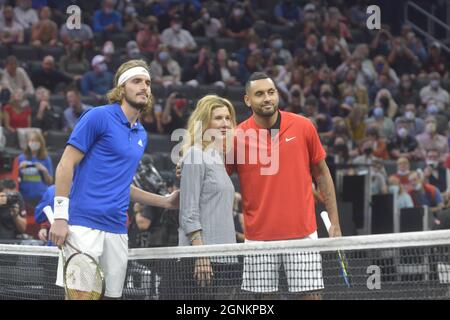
[{"x1": 65, "y1": 253, "x2": 104, "y2": 300}]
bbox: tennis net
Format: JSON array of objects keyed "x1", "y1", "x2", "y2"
[{"x1": 0, "y1": 230, "x2": 449, "y2": 300}]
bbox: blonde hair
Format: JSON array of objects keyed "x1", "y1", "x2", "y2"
[
  {"x1": 182, "y1": 95, "x2": 236, "y2": 155},
  {"x1": 24, "y1": 130, "x2": 48, "y2": 160},
  {"x1": 106, "y1": 59, "x2": 153, "y2": 112}
]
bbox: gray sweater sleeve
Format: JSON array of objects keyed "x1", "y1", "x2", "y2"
[{"x1": 179, "y1": 147, "x2": 205, "y2": 236}]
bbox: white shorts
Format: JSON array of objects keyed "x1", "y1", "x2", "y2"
[
  {"x1": 241, "y1": 231, "x2": 324, "y2": 293},
  {"x1": 56, "y1": 225, "x2": 128, "y2": 298}
]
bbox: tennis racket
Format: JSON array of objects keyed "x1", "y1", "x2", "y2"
[
  {"x1": 44, "y1": 206, "x2": 105, "y2": 300},
  {"x1": 320, "y1": 211, "x2": 351, "y2": 288}
]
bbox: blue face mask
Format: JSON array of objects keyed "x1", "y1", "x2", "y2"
[
  {"x1": 427, "y1": 104, "x2": 438, "y2": 114},
  {"x1": 272, "y1": 39, "x2": 283, "y2": 50},
  {"x1": 159, "y1": 51, "x2": 170, "y2": 61},
  {"x1": 373, "y1": 107, "x2": 384, "y2": 118},
  {"x1": 389, "y1": 185, "x2": 399, "y2": 194}
]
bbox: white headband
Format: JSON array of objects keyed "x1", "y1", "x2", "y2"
[{"x1": 118, "y1": 67, "x2": 150, "y2": 86}]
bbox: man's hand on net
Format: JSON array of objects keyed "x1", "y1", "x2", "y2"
[
  {"x1": 329, "y1": 224, "x2": 342, "y2": 238},
  {"x1": 194, "y1": 257, "x2": 213, "y2": 287}
]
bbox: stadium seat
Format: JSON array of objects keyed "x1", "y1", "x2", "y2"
[
  {"x1": 49, "y1": 95, "x2": 66, "y2": 108},
  {"x1": 81, "y1": 95, "x2": 97, "y2": 107},
  {"x1": 197, "y1": 84, "x2": 225, "y2": 97},
  {"x1": 39, "y1": 46, "x2": 65, "y2": 60},
  {"x1": 193, "y1": 36, "x2": 212, "y2": 48},
  {"x1": 146, "y1": 133, "x2": 174, "y2": 154},
  {"x1": 167, "y1": 84, "x2": 197, "y2": 100},
  {"x1": 268, "y1": 24, "x2": 293, "y2": 39},
  {"x1": 109, "y1": 32, "x2": 133, "y2": 48},
  {"x1": 3, "y1": 130, "x2": 20, "y2": 149},
  {"x1": 44, "y1": 130, "x2": 70, "y2": 152},
  {"x1": 0, "y1": 45, "x2": 9, "y2": 61},
  {"x1": 48, "y1": 150, "x2": 64, "y2": 172},
  {"x1": 226, "y1": 85, "x2": 245, "y2": 101},
  {"x1": 253, "y1": 21, "x2": 271, "y2": 38},
  {"x1": 11, "y1": 44, "x2": 39, "y2": 61},
  {"x1": 212, "y1": 37, "x2": 238, "y2": 52}
]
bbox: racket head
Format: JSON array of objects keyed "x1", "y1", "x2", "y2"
[{"x1": 63, "y1": 251, "x2": 105, "y2": 300}]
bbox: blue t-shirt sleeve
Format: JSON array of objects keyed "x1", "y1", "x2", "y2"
[
  {"x1": 435, "y1": 189, "x2": 443, "y2": 205},
  {"x1": 68, "y1": 108, "x2": 105, "y2": 154},
  {"x1": 44, "y1": 156, "x2": 54, "y2": 177},
  {"x1": 34, "y1": 185, "x2": 55, "y2": 223}
]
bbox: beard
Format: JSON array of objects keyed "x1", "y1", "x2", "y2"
[
  {"x1": 124, "y1": 92, "x2": 148, "y2": 112},
  {"x1": 253, "y1": 103, "x2": 278, "y2": 117}
]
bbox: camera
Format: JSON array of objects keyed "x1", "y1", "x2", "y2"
[{"x1": 0, "y1": 192, "x2": 20, "y2": 208}]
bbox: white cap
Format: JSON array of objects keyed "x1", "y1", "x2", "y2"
[{"x1": 91, "y1": 54, "x2": 105, "y2": 67}]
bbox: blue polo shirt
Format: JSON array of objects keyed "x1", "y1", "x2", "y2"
[{"x1": 67, "y1": 104, "x2": 147, "y2": 234}]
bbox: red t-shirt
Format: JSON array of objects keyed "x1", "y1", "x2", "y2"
[
  {"x1": 227, "y1": 111, "x2": 326, "y2": 241},
  {"x1": 3, "y1": 104, "x2": 32, "y2": 129}
]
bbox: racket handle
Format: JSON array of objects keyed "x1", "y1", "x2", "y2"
[
  {"x1": 43, "y1": 206, "x2": 54, "y2": 224},
  {"x1": 320, "y1": 211, "x2": 332, "y2": 232}
]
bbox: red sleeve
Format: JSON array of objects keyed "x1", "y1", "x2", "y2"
[
  {"x1": 307, "y1": 119, "x2": 326, "y2": 165},
  {"x1": 445, "y1": 154, "x2": 450, "y2": 169}
]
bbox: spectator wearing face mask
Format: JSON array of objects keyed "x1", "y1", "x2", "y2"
[
  {"x1": 267, "y1": 34, "x2": 293, "y2": 66},
  {"x1": 121, "y1": 41, "x2": 146, "y2": 61},
  {"x1": 92, "y1": 0, "x2": 122, "y2": 33},
  {"x1": 17, "y1": 131, "x2": 53, "y2": 207},
  {"x1": 387, "y1": 175, "x2": 414, "y2": 210},
  {"x1": 420, "y1": 72, "x2": 450, "y2": 111},
  {"x1": 387, "y1": 118, "x2": 420, "y2": 160},
  {"x1": 365, "y1": 99, "x2": 395, "y2": 140},
  {"x1": 318, "y1": 84, "x2": 340, "y2": 118},
  {"x1": 424, "y1": 99, "x2": 448, "y2": 135},
  {"x1": 408, "y1": 171, "x2": 444, "y2": 217},
  {"x1": 80, "y1": 55, "x2": 114, "y2": 98},
  {"x1": 394, "y1": 74, "x2": 421, "y2": 108},
  {"x1": 396, "y1": 103, "x2": 425, "y2": 136},
  {"x1": 338, "y1": 68, "x2": 369, "y2": 108},
  {"x1": 394, "y1": 157, "x2": 413, "y2": 192},
  {"x1": 422, "y1": 149, "x2": 450, "y2": 196},
  {"x1": 149, "y1": 46, "x2": 182, "y2": 87},
  {"x1": 161, "y1": 16, "x2": 197, "y2": 55},
  {"x1": 191, "y1": 8, "x2": 222, "y2": 39},
  {"x1": 416, "y1": 115, "x2": 448, "y2": 162},
  {"x1": 373, "y1": 89, "x2": 398, "y2": 119}
]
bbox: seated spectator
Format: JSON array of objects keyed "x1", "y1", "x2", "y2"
[
  {"x1": 373, "y1": 88, "x2": 398, "y2": 119},
  {"x1": 369, "y1": 72, "x2": 398, "y2": 102},
  {"x1": 31, "y1": 56, "x2": 76, "y2": 93},
  {"x1": 394, "y1": 157, "x2": 413, "y2": 192},
  {"x1": 31, "y1": 6, "x2": 58, "y2": 47},
  {"x1": 318, "y1": 83, "x2": 340, "y2": 118},
  {"x1": 304, "y1": 96, "x2": 332, "y2": 136},
  {"x1": 122, "y1": 4, "x2": 139, "y2": 33},
  {"x1": 408, "y1": 171, "x2": 444, "y2": 217},
  {"x1": 387, "y1": 36, "x2": 420, "y2": 76},
  {"x1": 394, "y1": 74, "x2": 421, "y2": 109},
  {"x1": 195, "y1": 52, "x2": 223, "y2": 87},
  {"x1": 320, "y1": 32, "x2": 349, "y2": 70},
  {"x1": 0, "y1": 179, "x2": 27, "y2": 240},
  {"x1": 353, "y1": 144, "x2": 387, "y2": 195},
  {"x1": 387, "y1": 118, "x2": 420, "y2": 160},
  {"x1": 59, "y1": 13, "x2": 94, "y2": 48},
  {"x1": 419, "y1": 72, "x2": 450, "y2": 111},
  {"x1": 424, "y1": 42, "x2": 448, "y2": 76},
  {"x1": 0, "y1": 5, "x2": 24, "y2": 44},
  {"x1": 405, "y1": 31, "x2": 427, "y2": 64},
  {"x1": 424, "y1": 98, "x2": 448, "y2": 135},
  {"x1": 387, "y1": 175, "x2": 414, "y2": 210},
  {"x1": 59, "y1": 41, "x2": 90, "y2": 77},
  {"x1": 370, "y1": 28, "x2": 392, "y2": 58},
  {"x1": 2, "y1": 89, "x2": 32, "y2": 133},
  {"x1": 216, "y1": 49, "x2": 239, "y2": 86},
  {"x1": 416, "y1": 115, "x2": 449, "y2": 162},
  {"x1": 274, "y1": 0, "x2": 301, "y2": 27},
  {"x1": 136, "y1": 16, "x2": 161, "y2": 55},
  {"x1": 372, "y1": 54, "x2": 400, "y2": 85},
  {"x1": 101, "y1": 40, "x2": 120, "y2": 72},
  {"x1": 149, "y1": 46, "x2": 182, "y2": 87},
  {"x1": 0, "y1": 56, "x2": 34, "y2": 97},
  {"x1": 34, "y1": 86, "x2": 63, "y2": 132},
  {"x1": 161, "y1": 92, "x2": 189, "y2": 134},
  {"x1": 286, "y1": 84, "x2": 304, "y2": 114},
  {"x1": 191, "y1": 8, "x2": 221, "y2": 38},
  {"x1": 154, "y1": 1, "x2": 181, "y2": 32},
  {"x1": 92, "y1": 0, "x2": 122, "y2": 34},
  {"x1": 365, "y1": 105, "x2": 395, "y2": 141},
  {"x1": 223, "y1": 2, "x2": 253, "y2": 40},
  {"x1": 161, "y1": 15, "x2": 197, "y2": 55},
  {"x1": 422, "y1": 149, "x2": 449, "y2": 195},
  {"x1": 337, "y1": 67, "x2": 369, "y2": 108},
  {"x1": 266, "y1": 34, "x2": 293, "y2": 66},
  {"x1": 121, "y1": 40, "x2": 146, "y2": 61},
  {"x1": 81, "y1": 55, "x2": 114, "y2": 98},
  {"x1": 365, "y1": 125, "x2": 389, "y2": 160},
  {"x1": 13, "y1": 0, "x2": 38, "y2": 31},
  {"x1": 63, "y1": 88, "x2": 92, "y2": 132},
  {"x1": 140, "y1": 102, "x2": 164, "y2": 134},
  {"x1": 17, "y1": 130, "x2": 53, "y2": 207},
  {"x1": 237, "y1": 52, "x2": 263, "y2": 85},
  {"x1": 345, "y1": 104, "x2": 367, "y2": 143},
  {"x1": 396, "y1": 103, "x2": 425, "y2": 136}
]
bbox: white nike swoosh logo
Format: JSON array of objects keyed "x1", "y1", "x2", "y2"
[{"x1": 285, "y1": 137, "x2": 296, "y2": 142}]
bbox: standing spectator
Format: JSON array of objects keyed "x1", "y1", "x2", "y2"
[
  {"x1": 161, "y1": 15, "x2": 197, "y2": 55},
  {"x1": 320, "y1": 32, "x2": 349, "y2": 70},
  {"x1": 13, "y1": 0, "x2": 38, "y2": 30},
  {"x1": 416, "y1": 115, "x2": 449, "y2": 162},
  {"x1": 0, "y1": 5, "x2": 24, "y2": 44},
  {"x1": 92, "y1": 0, "x2": 122, "y2": 34},
  {"x1": 17, "y1": 130, "x2": 53, "y2": 207},
  {"x1": 2, "y1": 89, "x2": 32, "y2": 133},
  {"x1": 136, "y1": 16, "x2": 160, "y2": 56},
  {"x1": 370, "y1": 28, "x2": 392, "y2": 58},
  {"x1": 419, "y1": 72, "x2": 450, "y2": 111},
  {"x1": 345, "y1": 104, "x2": 367, "y2": 143},
  {"x1": 81, "y1": 55, "x2": 114, "y2": 98},
  {"x1": 63, "y1": 89, "x2": 92, "y2": 132},
  {"x1": 387, "y1": 37, "x2": 420, "y2": 76},
  {"x1": 59, "y1": 41, "x2": 90, "y2": 77},
  {"x1": 31, "y1": 6, "x2": 58, "y2": 47},
  {"x1": 149, "y1": 46, "x2": 182, "y2": 87},
  {"x1": 31, "y1": 56, "x2": 75, "y2": 93}
]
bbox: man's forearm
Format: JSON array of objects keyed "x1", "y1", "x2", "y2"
[
  {"x1": 130, "y1": 185, "x2": 168, "y2": 208},
  {"x1": 55, "y1": 161, "x2": 74, "y2": 197},
  {"x1": 313, "y1": 164, "x2": 339, "y2": 226}
]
